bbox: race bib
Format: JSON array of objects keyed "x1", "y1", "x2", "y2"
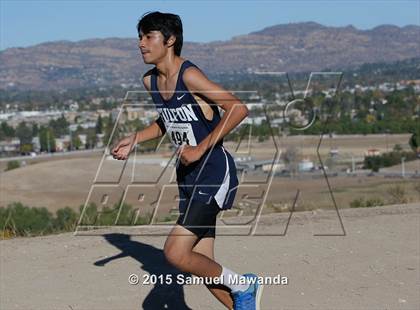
[{"x1": 166, "y1": 123, "x2": 197, "y2": 146}]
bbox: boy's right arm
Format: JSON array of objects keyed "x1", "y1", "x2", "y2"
[
  {"x1": 111, "y1": 121, "x2": 164, "y2": 160},
  {"x1": 135, "y1": 120, "x2": 164, "y2": 144}
]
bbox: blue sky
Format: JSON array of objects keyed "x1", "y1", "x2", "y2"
[{"x1": 1, "y1": 0, "x2": 419, "y2": 50}]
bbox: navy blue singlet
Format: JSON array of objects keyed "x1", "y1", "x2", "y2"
[{"x1": 148, "y1": 60, "x2": 238, "y2": 210}]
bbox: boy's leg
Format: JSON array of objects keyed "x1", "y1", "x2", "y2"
[
  {"x1": 164, "y1": 198, "x2": 224, "y2": 278},
  {"x1": 192, "y1": 237, "x2": 233, "y2": 310},
  {"x1": 165, "y1": 199, "x2": 258, "y2": 308},
  {"x1": 163, "y1": 224, "x2": 222, "y2": 278}
]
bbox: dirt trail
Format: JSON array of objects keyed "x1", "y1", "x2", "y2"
[{"x1": 1, "y1": 203, "x2": 419, "y2": 310}]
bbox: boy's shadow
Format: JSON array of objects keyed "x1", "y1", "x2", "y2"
[{"x1": 94, "y1": 233, "x2": 192, "y2": 310}]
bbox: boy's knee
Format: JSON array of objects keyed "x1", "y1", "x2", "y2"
[{"x1": 164, "y1": 244, "x2": 189, "y2": 268}]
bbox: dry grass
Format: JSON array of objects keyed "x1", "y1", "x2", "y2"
[{"x1": 1, "y1": 135, "x2": 418, "y2": 215}]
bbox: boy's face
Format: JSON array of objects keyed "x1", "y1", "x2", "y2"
[{"x1": 138, "y1": 30, "x2": 169, "y2": 64}]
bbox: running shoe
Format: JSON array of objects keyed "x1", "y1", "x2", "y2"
[{"x1": 231, "y1": 273, "x2": 263, "y2": 310}]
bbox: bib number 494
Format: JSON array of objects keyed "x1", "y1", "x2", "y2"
[
  {"x1": 166, "y1": 122, "x2": 197, "y2": 147},
  {"x1": 171, "y1": 131, "x2": 190, "y2": 146}
]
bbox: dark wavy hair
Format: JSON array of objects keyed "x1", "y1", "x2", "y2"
[{"x1": 137, "y1": 11, "x2": 183, "y2": 56}]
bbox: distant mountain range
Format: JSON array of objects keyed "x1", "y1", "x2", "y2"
[{"x1": 1, "y1": 22, "x2": 419, "y2": 90}]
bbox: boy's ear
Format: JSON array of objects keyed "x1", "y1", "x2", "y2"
[{"x1": 166, "y1": 35, "x2": 176, "y2": 47}]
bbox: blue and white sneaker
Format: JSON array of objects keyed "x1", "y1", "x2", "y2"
[{"x1": 231, "y1": 273, "x2": 263, "y2": 310}]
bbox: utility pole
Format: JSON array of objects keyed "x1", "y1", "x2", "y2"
[
  {"x1": 401, "y1": 157, "x2": 406, "y2": 178},
  {"x1": 47, "y1": 130, "x2": 50, "y2": 153},
  {"x1": 69, "y1": 128, "x2": 72, "y2": 151}
]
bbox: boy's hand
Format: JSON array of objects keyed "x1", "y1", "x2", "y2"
[
  {"x1": 177, "y1": 145, "x2": 204, "y2": 166},
  {"x1": 111, "y1": 134, "x2": 137, "y2": 160}
]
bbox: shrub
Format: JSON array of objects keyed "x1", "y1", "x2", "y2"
[
  {"x1": 0, "y1": 202, "x2": 54, "y2": 236},
  {"x1": 53, "y1": 207, "x2": 78, "y2": 231},
  {"x1": 387, "y1": 185, "x2": 408, "y2": 204},
  {"x1": 78, "y1": 203, "x2": 98, "y2": 226},
  {"x1": 350, "y1": 198, "x2": 364, "y2": 208},
  {"x1": 365, "y1": 198, "x2": 385, "y2": 207},
  {"x1": 0, "y1": 201, "x2": 147, "y2": 238},
  {"x1": 350, "y1": 197, "x2": 384, "y2": 208},
  {"x1": 393, "y1": 144, "x2": 403, "y2": 152},
  {"x1": 0, "y1": 203, "x2": 80, "y2": 237},
  {"x1": 6, "y1": 160, "x2": 20, "y2": 171},
  {"x1": 414, "y1": 182, "x2": 420, "y2": 197}
]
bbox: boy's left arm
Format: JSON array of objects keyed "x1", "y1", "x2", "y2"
[{"x1": 178, "y1": 67, "x2": 249, "y2": 166}]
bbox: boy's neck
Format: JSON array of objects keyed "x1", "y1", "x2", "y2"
[{"x1": 155, "y1": 55, "x2": 185, "y2": 79}]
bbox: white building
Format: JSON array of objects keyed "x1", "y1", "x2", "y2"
[{"x1": 298, "y1": 159, "x2": 314, "y2": 172}]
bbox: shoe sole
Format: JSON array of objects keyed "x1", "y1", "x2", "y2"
[{"x1": 256, "y1": 284, "x2": 264, "y2": 310}]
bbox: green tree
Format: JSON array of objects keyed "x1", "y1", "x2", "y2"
[
  {"x1": 49, "y1": 114, "x2": 69, "y2": 137},
  {"x1": 102, "y1": 113, "x2": 115, "y2": 147},
  {"x1": 72, "y1": 134, "x2": 82, "y2": 150},
  {"x1": 409, "y1": 127, "x2": 420, "y2": 156},
  {"x1": 86, "y1": 130, "x2": 98, "y2": 149},
  {"x1": 16, "y1": 121, "x2": 33, "y2": 153},
  {"x1": 95, "y1": 115, "x2": 103, "y2": 134},
  {"x1": 39, "y1": 126, "x2": 56, "y2": 152},
  {"x1": 0, "y1": 121, "x2": 15, "y2": 140},
  {"x1": 31, "y1": 123, "x2": 39, "y2": 137}
]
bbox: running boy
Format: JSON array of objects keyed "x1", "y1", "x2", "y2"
[{"x1": 112, "y1": 11, "x2": 263, "y2": 310}]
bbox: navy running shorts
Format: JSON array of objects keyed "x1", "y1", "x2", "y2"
[{"x1": 176, "y1": 198, "x2": 221, "y2": 239}]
